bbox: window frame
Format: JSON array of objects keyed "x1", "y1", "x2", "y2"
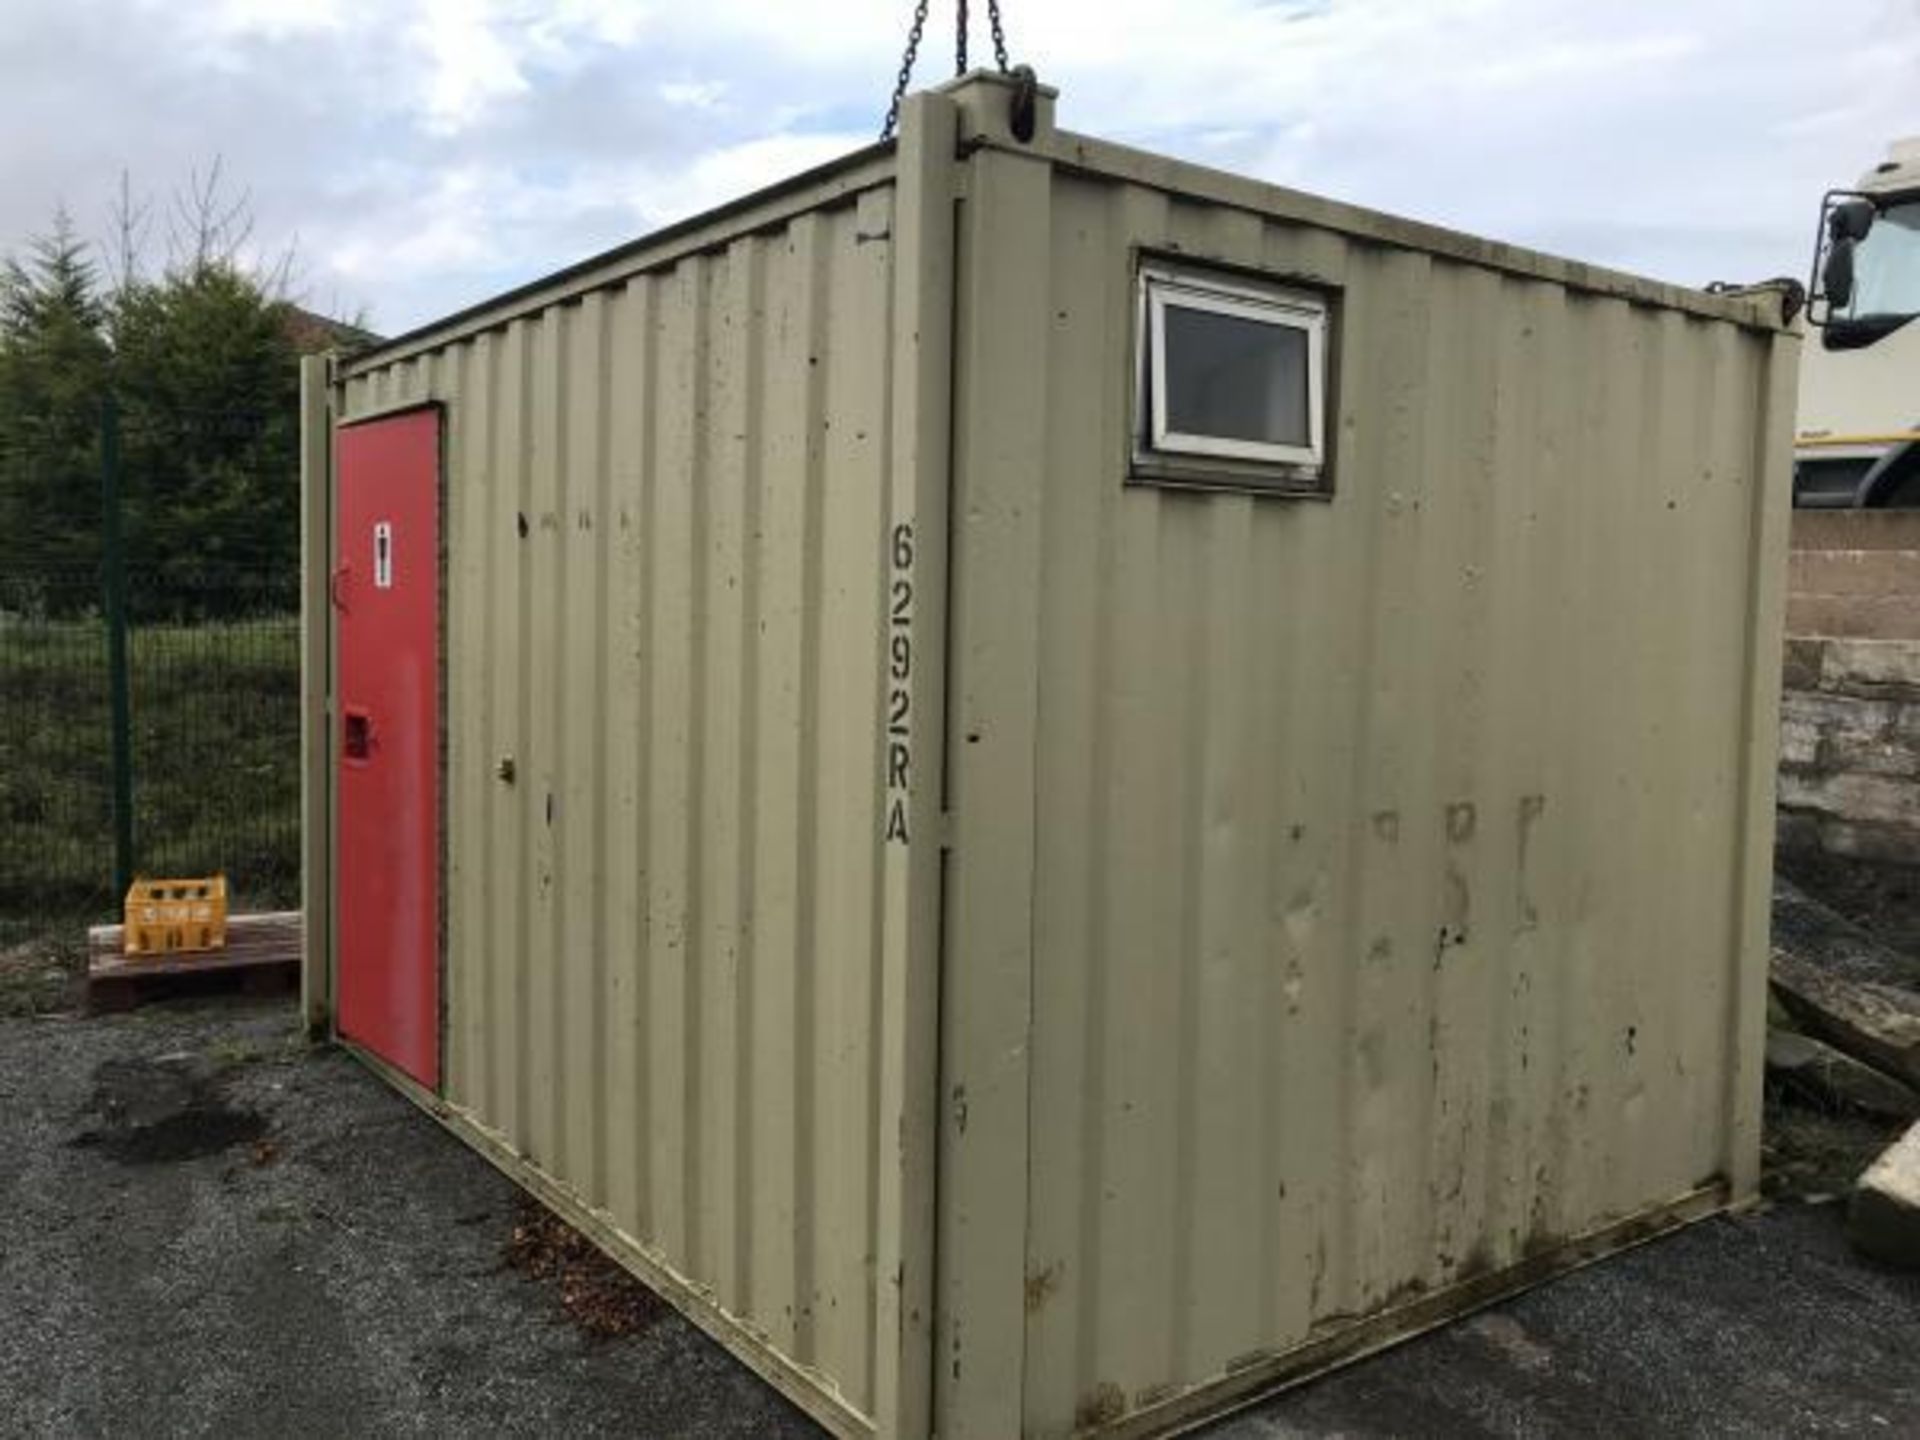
[{"x1": 1132, "y1": 260, "x2": 1334, "y2": 494}]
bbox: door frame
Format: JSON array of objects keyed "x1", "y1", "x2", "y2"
[{"x1": 315, "y1": 395, "x2": 449, "y2": 1094}]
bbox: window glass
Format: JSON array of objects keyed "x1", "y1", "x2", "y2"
[
  {"x1": 1162, "y1": 302, "x2": 1310, "y2": 448},
  {"x1": 1839, "y1": 200, "x2": 1920, "y2": 321}
]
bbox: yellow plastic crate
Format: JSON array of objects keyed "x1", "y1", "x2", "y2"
[{"x1": 124, "y1": 875, "x2": 228, "y2": 957}]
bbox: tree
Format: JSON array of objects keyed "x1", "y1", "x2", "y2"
[
  {"x1": 0, "y1": 166, "x2": 342, "y2": 618},
  {"x1": 0, "y1": 209, "x2": 111, "y2": 600},
  {"x1": 111, "y1": 259, "x2": 302, "y2": 614}
]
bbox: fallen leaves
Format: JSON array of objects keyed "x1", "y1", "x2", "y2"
[{"x1": 504, "y1": 1195, "x2": 666, "y2": 1339}]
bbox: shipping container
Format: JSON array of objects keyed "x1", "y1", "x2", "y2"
[{"x1": 301, "y1": 72, "x2": 1797, "y2": 1440}]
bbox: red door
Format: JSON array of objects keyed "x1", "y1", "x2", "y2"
[{"x1": 334, "y1": 409, "x2": 440, "y2": 1090}]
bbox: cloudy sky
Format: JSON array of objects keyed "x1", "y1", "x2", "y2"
[{"x1": 5, "y1": 0, "x2": 1918, "y2": 334}]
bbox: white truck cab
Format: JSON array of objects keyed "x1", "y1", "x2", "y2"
[{"x1": 1798, "y1": 137, "x2": 1920, "y2": 506}]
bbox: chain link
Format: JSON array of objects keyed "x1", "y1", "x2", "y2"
[
  {"x1": 987, "y1": 0, "x2": 1010, "y2": 73},
  {"x1": 881, "y1": 0, "x2": 1014, "y2": 141},
  {"x1": 880, "y1": 0, "x2": 931, "y2": 141}
]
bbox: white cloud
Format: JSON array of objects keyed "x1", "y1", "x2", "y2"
[
  {"x1": 202, "y1": 0, "x2": 347, "y2": 37},
  {"x1": 643, "y1": 130, "x2": 871, "y2": 226},
  {"x1": 531, "y1": 0, "x2": 655, "y2": 51},
  {"x1": 406, "y1": 0, "x2": 532, "y2": 133},
  {"x1": 326, "y1": 166, "x2": 506, "y2": 279},
  {"x1": 660, "y1": 79, "x2": 728, "y2": 110},
  {"x1": 4, "y1": 0, "x2": 1919, "y2": 331}
]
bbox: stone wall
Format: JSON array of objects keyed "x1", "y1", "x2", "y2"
[{"x1": 1780, "y1": 513, "x2": 1920, "y2": 862}]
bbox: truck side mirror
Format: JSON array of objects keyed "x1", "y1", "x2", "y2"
[
  {"x1": 1824, "y1": 236, "x2": 1856, "y2": 310},
  {"x1": 1814, "y1": 196, "x2": 1874, "y2": 317}
]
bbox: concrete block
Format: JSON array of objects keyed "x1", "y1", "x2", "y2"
[
  {"x1": 1773, "y1": 952, "x2": 1920, "y2": 1092},
  {"x1": 1776, "y1": 775, "x2": 1815, "y2": 814},
  {"x1": 1789, "y1": 546, "x2": 1920, "y2": 599},
  {"x1": 1776, "y1": 709, "x2": 1823, "y2": 770},
  {"x1": 1815, "y1": 818, "x2": 1920, "y2": 866},
  {"x1": 1787, "y1": 596, "x2": 1920, "y2": 644},
  {"x1": 1790, "y1": 510, "x2": 1920, "y2": 553},
  {"x1": 1779, "y1": 690, "x2": 1904, "y2": 762},
  {"x1": 1777, "y1": 771, "x2": 1920, "y2": 828},
  {"x1": 1849, "y1": 1122, "x2": 1920, "y2": 1268},
  {"x1": 1820, "y1": 638, "x2": 1920, "y2": 694},
  {"x1": 1887, "y1": 702, "x2": 1920, "y2": 752},
  {"x1": 1813, "y1": 697, "x2": 1917, "y2": 777},
  {"x1": 1781, "y1": 636, "x2": 1827, "y2": 691}
]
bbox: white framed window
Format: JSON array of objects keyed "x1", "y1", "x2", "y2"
[{"x1": 1135, "y1": 262, "x2": 1330, "y2": 489}]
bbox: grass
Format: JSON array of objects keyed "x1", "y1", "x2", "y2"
[
  {"x1": 0, "y1": 933, "x2": 86, "y2": 1017},
  {"x1": 0, "y1": 611, "x2": 299, "y2": 970},
  {"x1": 207, "y1": 1034, "x2": 267, "y2": 1067}
]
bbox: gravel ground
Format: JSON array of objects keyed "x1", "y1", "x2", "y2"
[
  {"x1": 1214, "y1": 1199, "x2": 1920, "y2": 1437},
  {"x1": 0, "y1": 1001, "x2": 814, "y2": 1438},
  {"x1": 2, "y1": 999, "x2": 1917, "y2": 1438}
]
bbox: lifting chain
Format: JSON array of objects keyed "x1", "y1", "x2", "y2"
[
  {"x1": 987, "y1": 0, "x2": 1010, "y2": 72},
  {"x1": 880, "y1": 0, "x2": 1014, "y2": 141},
  {"x1": 880, "y1": 0, "x2": 930, "y2": 142}
]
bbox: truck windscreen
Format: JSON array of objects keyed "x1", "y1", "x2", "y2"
[{"x1": 1832, "y1": 199, "x2": 1920, "y2": 337}]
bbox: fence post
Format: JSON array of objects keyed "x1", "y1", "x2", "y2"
[{"x1": 100, "y1": 394, "x2": 135, "y2": 901}]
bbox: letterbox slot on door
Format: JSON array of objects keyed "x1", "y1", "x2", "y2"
[{"x1": 343, "y1": 708, "x2": 374, "y2": 763}]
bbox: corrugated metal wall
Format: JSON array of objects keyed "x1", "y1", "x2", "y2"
[
  {"x1": 337, "y1": 182, "x2": 903, "y2": 1430},
  {"x1": 316, "y1": 79, "x2": 1793, "y2": 1440},
  {"x1": 934, "y1": 121, "x2": 1792, "y2": 1438}
]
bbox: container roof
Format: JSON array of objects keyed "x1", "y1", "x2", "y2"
[
  {"x1": 345, "y1": 76, "x2": 1786, "y2": 377},
  {"x1": 342, "y1": 138, "x2": 896, "y2": 376}
]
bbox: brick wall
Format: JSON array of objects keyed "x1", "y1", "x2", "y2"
[{"x1": 1780, "y1": 512, "x2": 1920, "y2": 862}]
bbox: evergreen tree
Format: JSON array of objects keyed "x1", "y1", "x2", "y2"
[
  {"x1": 0, "y1": 209, "x2": 111, "y2": 603},
  {"x1": 111, "y1": 260, "x2": 302, "y2": 616},
  {"x1": 0, "y1": 175, "x2": 323, "y2": 618}
]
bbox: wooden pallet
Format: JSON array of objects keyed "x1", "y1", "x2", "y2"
[{"x1": 86, "y1": 910, "x2": 302, "y2": 1013}]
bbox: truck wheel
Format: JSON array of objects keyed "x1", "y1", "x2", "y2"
[{"x1": 1862, "y1": 446, "x2": 1920, "y2": 507}]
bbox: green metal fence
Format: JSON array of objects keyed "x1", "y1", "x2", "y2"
[
  {"x1": 0, "y1": 566, "x2": 112, "y2": 947},
  {"x1": 0, "y1": 408, "x2": 299, "y2": 954}
]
